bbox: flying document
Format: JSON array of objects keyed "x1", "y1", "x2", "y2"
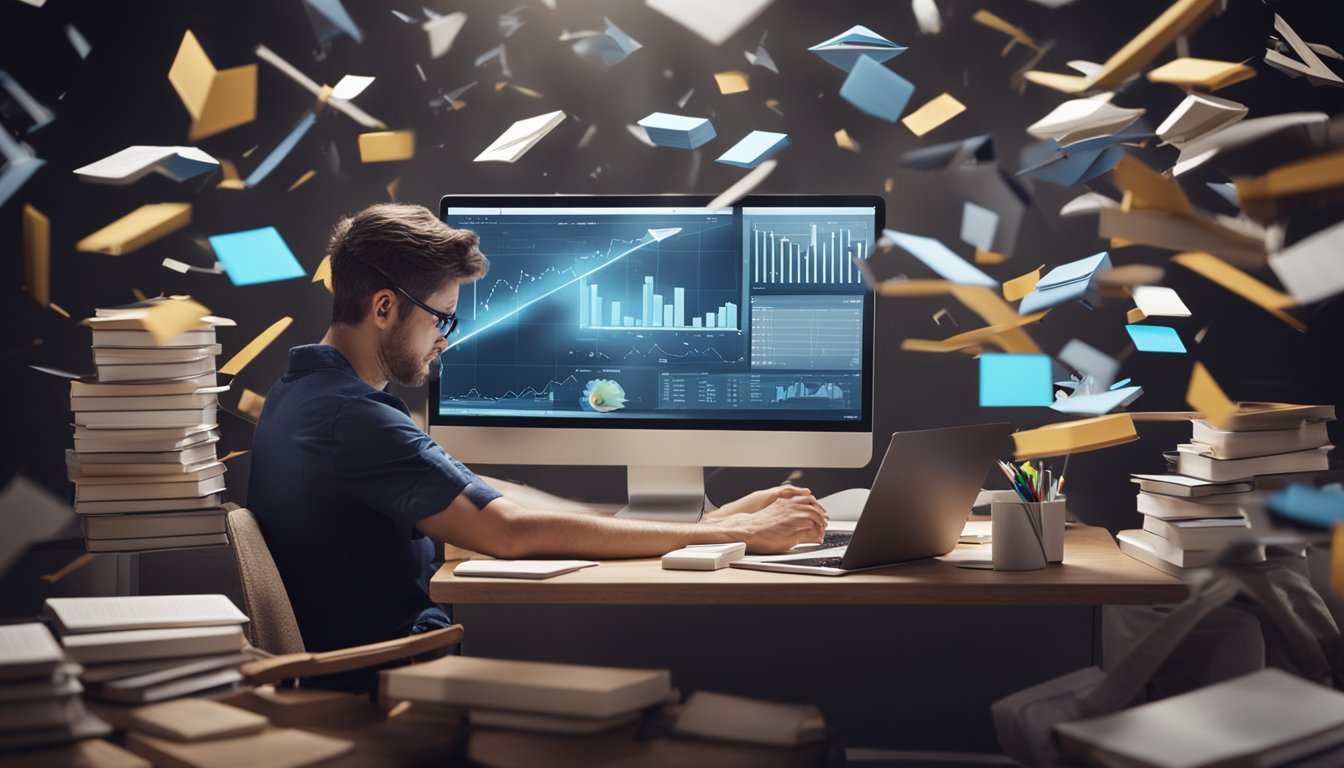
[
  {"x1": 883, "y1": 229, "x2": 997, "y2": 288},
  {"x1": 716, "y1": 131, "x2": 790, "y2": 168},
  {"x1": 839, "y1": 56, "x2": 915, "y2": 123},
  {"x1": 1018, "y1": 252, "x2": 1111, "y2": 314},
  {"x1": 809, "y1": 25, "x2": 906, "y2": 71},
  {"x1": 475, "y1": 111, "x2": 566, "y2": 163},
  {"x1": 74, "y1": 146, "x2": 219, "y2": 185},
  {"x1": 1026, "y1": 98, "x2": 1145, "y2": 144},
  {"x1": 637, "y1": 113, "x2": 716, "y2": 149}
]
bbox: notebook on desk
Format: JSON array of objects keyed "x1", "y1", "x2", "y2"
[{"x1": 732, "y1": 423, "x2": 1012, "y2": 576}]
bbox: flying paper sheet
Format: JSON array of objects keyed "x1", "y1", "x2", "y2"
[
  {"x1": 246, "y1": 111, "x2": 318, "y2": 185},
  {"x1": 0, "y1": 70, "x2": 54, "y2": 133},
  {"x1": 716, "y1": 131, "x2": 789, "y2": 168},
  {"x1": 1264, "y1": 14, "x2": 1343, "y2": 87},
  {"x1": 901, "y1": 93, "x2": 965, "y2": 136},
  {"x1": 207, "y1": 227, "x2": 306, "y2": 286},
  {"x1": 743, "y1": 34, "x2": 779, "y2": 73},
  {"x1": 637, "y1": 113, "x2": 716, "y2": 149},
  {"x1": 571, "y1": 18, "x2": 642, "y2": 67},
  {"x1": 1185, "y1": 361, "x2": 1237, "y2": 429},
  {"x1": 1132, "y1": 286, "x2": 1191, "y2": 317},
  {"x1": 1267, "y1": 221, "x2": 1344, "y2": 305},
  {"x1": 1172, "y1": 252, "x2": 1304, "y2": 331},
  {"x1": 1018, "y1": 252, "x2": 1111, "y2": 314},
  {"x1": 1146, "y1": 58, "x2": 1255, "y2": 91},
  {"x1": 1018, "y1": 135, "x2": 1132, "y2": 187},
  {"x1": 168, "y1": 31, "x2": 257, "y2": 141},
  {"x1": 1126, "y1": 324, "x2": 1186, "y2": 353},
  {"x1": 912, "y1": 0, "x2": 942, "y2": 35},
  {"x1": 220, "y1": 317, "x2": 294, "y2": 377},
  {"x1": 1156, "y1": 92, "x2": 1247, "y2": 148},
  {"x1": 1012, "y1": 413, "x2": 1139, "y2": 460},
  {"x1": 714, "y1": 71, "x2": 750, "y2": 95},
  {"x1": 645, "y1": 0, "x2": 774, "y2": 46},
  {"x1": 883, "y1": 229, "x2": 997, "y2": 288},
  {"x1": 839, "y1": 57, "x2": 915, "y2": 123},
  {"x1": 253, "y1": 45, "x2": 386, "y2": 130},
  {"x1": 74, "y1": 146, "x2": 219, "y2": 185},
  {"x1": 1027, "y1": 98, "x2": 1145, "y2": 144},
  {"x1": 1060, "y1": 192, "x2": 1121, "y2": 217},
  {"x1": 0, "y1": 477, "x2": 75, "y2": 578},
  {"x1": 23, "y1": 204, "x2": 49, "y2": 307},
  {"x1": 980, "y1": 354, "x2": 1053, "y2": 407},
  {"x1": 475, "y1": 111, "x2": 565, "y2": 163},
  {"x1": 834, "y1": 129, "x2": 861, "y2": 152},
  {"x1": 1234, "y1": 147, "x2": 1344, "y2": 225},
  {"x1": 960, "y1": 201, "x2": 999, "y2": 252},
  {"x1": 331, "y1": 75, "x2": 375, "y2": 100},
  {"x1": 1172, "y1": 111, "x2": 1329, "y2": 177},
  {"x1": 129, "y1": 298, "x2": 214, "y2": 346},
  {"x1": 809, "y1": 25, "x2": 906, "y2": 72},
  {"x1": 358, "y1": 130, "x2": 415, "y2": 163},
  {"x1": 1002, "y1": 267, "x2": 1041, "y2": 303},
  {"x1": 76, "y1": 203, "x2": 192, "y2": 256},
  {"x1": 304, "y1": 0, "x2": 363, "y2": 45},
  {"x1": 1111, "y1": 155, "x2": 1194, "y2": 217},
  {"x1": 424, "y1": 12, "x2": 467, "y2": 59}
]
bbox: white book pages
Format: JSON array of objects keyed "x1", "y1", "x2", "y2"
[
  {"x1": 44, "y1": 594, "x2": 247, "y2": 634},
  {"x1": 0, "y1": 623, "x2": 64, "y2": 680}
]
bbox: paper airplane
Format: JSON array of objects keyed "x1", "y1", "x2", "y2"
[
  {"x1": 1146, "y1": 58, "x2": 1255, "y2": 91},
  {"x1": 76, "y1": 203, "x2": 192, "y2": 256},
  {"x1": 809, "y1": 25, "x2": 906, "y2": 72},
  {"x1": 1018, "y1": 137, "x2": 1128, "y2": 188},
  {"x1": 425, "y1": 12, "x2": 467, "y2": 59},
  {"x1": 839, "y1": 56, "x2": 915, "y2": 122},
  {"x1": 1265, "y1": 14, "x2": 1343, "y2": 87},
  {"x1": 883, "y1": 229, "x2": 998, "y2": 288},
  {"x1": 645, "y1": 0, "x2": 774, "y2": 46},
  {"x1": 207, "y1": 227, "x2": 306, "y2": 286},
  {"x1": 303, "y1": 0, "x2": 363, "y2": 45},
  {"x1": 1027, "y1": 97, "x2": 1145, "y2": 144},
  {"x1": 168, "y1": 31, "x2": 257, "y2": 141},
  {"x1": 648, "y1": 227, "x2": 682, "y2": 242},
  {"x1": 571, "y1": 18, "x2": 641, "y2": 67},
  {"x1": 637, "y1": 113, "x2": 716, "y2": 149},
  {"x1": 475, "y1": 111, "x2": 566, "y2": 162},
  {"x1": 716, "y1": 131, "x2": 789, "y2": 168},
  {"x1": 744, "y1": 33, "x2": 779, "y2": 73},
  {"x1": 75, "y1": 145, "x2": 219, "y2": 185},
  {"x1": 1018, "y1": 252, "x2": 1111, "y2": 314},
  {"x1": 1156, "y1": 92, "x2": 1247, "y2": 148}
]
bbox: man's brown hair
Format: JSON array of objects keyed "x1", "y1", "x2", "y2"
[{"x1": 327, "y1": 203, "x2": 488, "y2": 325}]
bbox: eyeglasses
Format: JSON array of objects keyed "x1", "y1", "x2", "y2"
[{"x1": 355, "y1": 257, "x2": 458, "y2": 338}]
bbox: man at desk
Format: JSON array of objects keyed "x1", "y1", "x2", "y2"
[{"x1": 248, "y1": 203, "x2": 827, "y2": 691}]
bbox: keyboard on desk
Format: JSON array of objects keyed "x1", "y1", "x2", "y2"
[{"x1": 819, "y1": 530, "x2": 853, "y2": 549}]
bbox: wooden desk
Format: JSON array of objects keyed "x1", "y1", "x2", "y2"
[{"x1": 431, "y1": 524, "x2": 1185, "y2": 606}]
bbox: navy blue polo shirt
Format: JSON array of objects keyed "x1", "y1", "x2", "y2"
[{"x1": 248, "y1": 344, "x2": 500, "y2": 655}]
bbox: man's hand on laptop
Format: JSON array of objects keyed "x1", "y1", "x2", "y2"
[{"x1": 710, "y1": 485, "x2": 828, "y2": 553}]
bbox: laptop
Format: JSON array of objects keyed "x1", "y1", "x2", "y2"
[{"x1": 731, "y1": 422, "x2": 1013, "y2": 576}]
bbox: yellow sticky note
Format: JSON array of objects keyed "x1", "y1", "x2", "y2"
[
  {"x1": 220, "y1": 316, "x2": 293, "y2": 377},
  {"x1": 312, "y1": 254, "x2": 333, "y2": 293},
  {"x1": 358, "y1": 130, "x2": 415, "y2": 162},
  {"x1": 23, "y1": 204, "x2": 49, "y2": 307},
  {"x1": 141, "y1": 298, "x2": 212, "y2": 346},
  {"x1": 1146, "y1": 57, "x2": 1255, "y2": 91},
  {"x1": 1185, "y1": 361, "x2": 1237, "y2": 430},
  {"x1": 1171, "y1": 252, "x2": 1305, "y2": 331},
  {"x1": 1012, "y1": 414, "x2": 1139, "y2": 460},
  {"x1": 238, "y1": 389, "x2": 266, "y2": 420},
  {"x1": 1002, "y1": 267, "x2": 1042, "y2": 302},
  {"x1": 975, "y1": 248, "x2": 1007, "y2": 265},
  {"x1": 834, "y1": 129, "x2": 860, "y2": 153},
  {"x1": 76, "y1": 203, "x2": 191, "y2": 256},
  {"x1": 901, "y1": 93, "x2": 966, "y2": 137},
  {"x1": 168, "y1": 31, "x2": 257, "y2": 141},
  {"x1": 713, "y1": 70, "x2": 750, "y2": 95}
]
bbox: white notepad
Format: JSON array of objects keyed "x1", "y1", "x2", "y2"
[{"x1": 453, "y1": 560, "x2": 598, "y2": 580}]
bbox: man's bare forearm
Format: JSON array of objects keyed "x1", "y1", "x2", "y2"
[{"x1": 502, "y1": 506, "x2": 745, "y2": 559}]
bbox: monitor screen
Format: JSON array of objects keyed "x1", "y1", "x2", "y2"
[{"x1": 432, "y1": 195, "x2": 879, "y2": 432}]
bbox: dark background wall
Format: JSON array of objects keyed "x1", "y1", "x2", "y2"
[{"x1": 2, "y1": 0, "x2": 1341, "y2": 620}]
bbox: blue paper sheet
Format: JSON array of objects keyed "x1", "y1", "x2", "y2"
[
  {"x1": 1126, "y1": 324, "x2": 1187, "y2": 354},
  {"x1": 839, "y1": 56, "x2": 914, "y2": 123},
  {"x1": 208, "y1": 227, "x2": 306, "y2": 286},
  {"x1": 979, "y1": 354, "x2": 1054, "y2": 407},
  {"x1": 884, "y1": 229, "x2": 997, "y2": 287},
  {"x1": 716, "y1": 131, "x2": 790, "y2": 168},
  {"x1": 1018, "y1": 251, "x2": 1111, "y2": 314}
]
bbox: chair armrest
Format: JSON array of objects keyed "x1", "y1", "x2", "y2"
[{"x1": 239, "y1": 624, "x2": 464, "y2": 686}]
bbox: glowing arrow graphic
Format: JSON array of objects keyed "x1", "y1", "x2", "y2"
[{"x1": 447, "y1": 234, "x2": 665, "y2": 349}]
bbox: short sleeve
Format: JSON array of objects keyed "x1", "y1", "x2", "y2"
[{"x1": 332, "y1": 397, "x2": 502, "y2": 527}]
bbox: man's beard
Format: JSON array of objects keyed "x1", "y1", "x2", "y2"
[{"x1": 378, "y1": 324, "x2": 435, "y2": 387}]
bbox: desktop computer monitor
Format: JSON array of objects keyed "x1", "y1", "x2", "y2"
[{"x1": 430, "y1": 195, "x2": 880, "y2": 520}]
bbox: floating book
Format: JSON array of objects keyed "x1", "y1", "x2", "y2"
[{"x1": 637, "y1": 113, "x2": 716, "y2": 149}]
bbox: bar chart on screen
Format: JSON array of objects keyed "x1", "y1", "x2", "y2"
[{"x1": 743, "y1": 209, "x2": 875, "y2": 288}]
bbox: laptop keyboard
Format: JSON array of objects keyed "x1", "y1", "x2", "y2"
[{"x1": 820, "y1": 530, "x2": 853, "y2": 548}]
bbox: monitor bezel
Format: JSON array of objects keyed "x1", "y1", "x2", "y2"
[{"x1": 431, "y1": 193, "x2": 880, "y2": 434}]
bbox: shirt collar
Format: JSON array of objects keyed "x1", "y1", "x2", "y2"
[{"x1": 287, "y1": 344, "x2": 359, "y2": 376}]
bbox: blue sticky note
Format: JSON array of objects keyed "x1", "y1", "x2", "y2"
[
  {"x1": 208, "y1": 227, "x2": 306, "y2": 286},
  {"x1": 1126, "y1": 324, "x2": 1186, "y2": 354},
  {"x1": 839, "y1": 56, "x2": 914, "y2": 123},
  {"x1": 979, "y1": 354, "x2": 1054, "y2": 407},
  {"x1": 716, "y1": 131, "x2": 791, "y2": 168},
  {"x1": 1268, "y1": 485, "x2": 1344, "y2": 529}
]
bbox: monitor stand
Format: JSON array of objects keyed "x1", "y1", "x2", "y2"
[{"x1": 615, "y1": 466, "x2": 714, "y2": 523}]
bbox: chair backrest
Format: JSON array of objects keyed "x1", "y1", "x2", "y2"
[{"x1": 225, "y1": 507, "x2": 306, "y2": 656}]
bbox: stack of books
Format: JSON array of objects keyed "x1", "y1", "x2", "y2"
[
  {"x1": 381, "y1": 655, "x2": 673, "y2": 735},
  {"x1": 1118, "y1": 403, "x2": 1336, "y2": 576},
  {"x1": 44, "y1": 595, "x2": 252, "y2": 704},
  {"x1": 68, "y1": 302, "x2": 235, "y2": 553},
  {"x1": 0, "y1": 623, "x2": 110, "y2": 753},
  {"x1": 119, "y1": 699, "x2": 353, "y2": 768}
]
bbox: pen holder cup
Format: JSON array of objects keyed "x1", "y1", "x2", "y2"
[{"x1": 989, "y1": 493, "x2": 1066, "y2": 571}]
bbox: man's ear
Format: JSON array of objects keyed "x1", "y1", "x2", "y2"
[{"x1": 371, "y1": 289, "x2": 396, "y2": 326}]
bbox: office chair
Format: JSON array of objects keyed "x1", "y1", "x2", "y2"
[{"x1": 224, "y1": 505, "x2": 464, "y2": 687}]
